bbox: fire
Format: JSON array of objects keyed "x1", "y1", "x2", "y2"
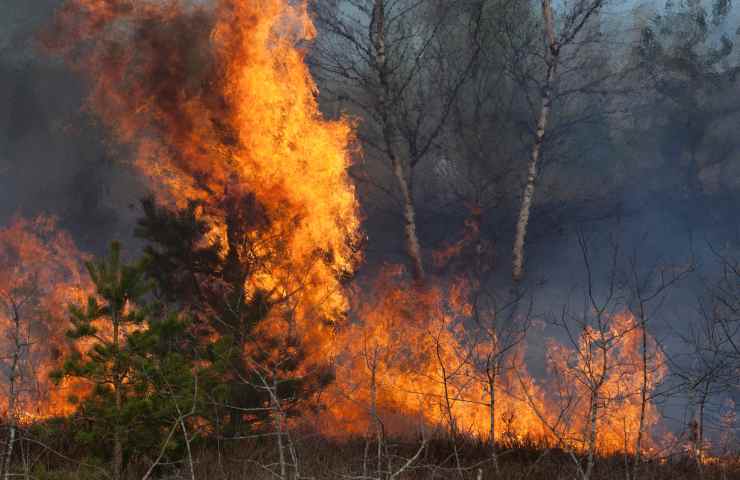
[
  {"x1": 542, "y1": 312, "x2": 668, "y2": 454},
  {"x1": 0, "y1": 216, "x2": 92, "y2": 420},
  {"x1": 41, "y1": 0, "x2": 671, "y2": 458},
  {"x1": 327, "y1": 272, "x2": 666, "y2": 454},
  {"x1": 45, "y1": 0, "x2": 362, "y2": 362},
  {"x1": 323, "y1": 268, "x2": 549, "y2": 442}
]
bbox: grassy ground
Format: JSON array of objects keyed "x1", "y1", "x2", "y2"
[{"x1": 15, "y1": 429, "x2": 740, "y2": 480}]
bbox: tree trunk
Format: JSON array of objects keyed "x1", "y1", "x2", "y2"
[
  {"x1": 113, "y1": 392, "x2": 122, "y2": 480},
  {"x1": 371, "y1": 0, "x2": 425, "y2": 282},
  {"x1": 584, "y1": 389, "x2": 599, "y2": 480},
  {"x1": 632, "y1": 317, "x2": 648, "y2": 480},
  {"x1": 695, "y1": 388, "x2": 709, "y2": 479},
  {"x1": 2, "y1": 424, "x2": 15, "y2": 480},
  {"x1": 512, "y1": 0, "x2": 559, "y2": 283},
  {"x1": 585, "y1": 344, "x2": 607, "y2": 480},
  {"x1": 393, "y1": 160, "x2": 425, "y2": 281},
  {"x1": 488, "y1": 362, "x2": 500, "y2": 474},
  {"x1": 3, "y1": 304, "x2": 22, "y2": 480},
  {"x1": 179, "y1": 416, "x2": 195, "y2": 480},
  {"x1": 435, "y1": 341, "x2": 463, "y2": 478},
  {"x1": 3, "y1": 369, "x2": 18, "y2": 478},
  {"x1": 112, "y1": 315, "x2": 122, "y2": 480},
  {"x1": 368, "y1": 350, "x2": 383, "y2": 478}
]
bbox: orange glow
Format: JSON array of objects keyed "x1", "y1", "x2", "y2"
[
  {"x1": 322, "y1": 267, "x2": 550, "y2": 442},
  {"x1": 542, "y1": 312, "x2": 668, "y2": 454},
  {"x1": 43, "y1": 0, "x2": 672, "y2": 458},
  {"x1": 46, "y1": 0, "x2": 362, "y2": 364},
  {"x1": 324, "y1": 270, "x2": 666, "y2": 454},
  {"x1": 0, "y1": 216, "x2": 92, "y2": 420}
]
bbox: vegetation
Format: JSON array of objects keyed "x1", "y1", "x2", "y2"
[{"x1": 2, "y1": 0, "x2": 740, "y2": 479}]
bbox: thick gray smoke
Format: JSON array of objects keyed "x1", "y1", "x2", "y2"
[{"x1": 0, "y1": 0, "x2": 145, "y2": 252}]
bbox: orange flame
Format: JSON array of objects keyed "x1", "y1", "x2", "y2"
[
  {"x1": 46, "y1": 0, "x2": 362, "y2": 362},
  {"x1": 43, "y1": 0, "x2": 671, "y2": 457},
  {"x1": 324, "y1": 272, "x2": 667, "y2": 455},
  {"x1": 322, "y1": 268, "x2": 550, "y2": 442},
  {"x1": 0, "y1": 216, "x2": 92, "y2": 420},
  {"x1": 542, "y1": 312, "x2": 668, "y2": 454}
]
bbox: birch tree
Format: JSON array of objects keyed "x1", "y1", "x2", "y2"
[
  {"x1": 312, "y1": 0, "x2": 483, "y2": 281},
  {"x1": 0, "y1": 217, "x2": 91, "y2": 479},
  {"x1": 511, "y1": 0, "x2": 609, "y2": 283},
  {"x1": 0, "y1": 285, "x2": 37, "y2": 480},
  {"x1": 625, "y1": 250, "x2": 693, "y2": 479}
]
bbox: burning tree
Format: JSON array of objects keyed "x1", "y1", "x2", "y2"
[
  {"x1": 135, "y1": 197, "x2": 335, "y2": 440},
  {"x1": 47, "y1": 0, "x2": 361, "y2": 360},
  {"x1": 45, "y1": 0, "x2": 364, "y2": 453},
  {"x1": 0, "y1": 216, "x2": 90, "y2": 479}
]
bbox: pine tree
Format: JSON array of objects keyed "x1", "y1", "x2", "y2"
[
  {"x1": 53, "y1": 242, "x2": 151, "y2": 480},
  {"x1": 135, "y1": 196, "x2": 333, "y2": 437}
]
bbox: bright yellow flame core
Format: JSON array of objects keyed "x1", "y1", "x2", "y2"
[
  {"x1": 63, "y1": 0, "x2": 361, "y2": 359},
  {"x1": 42, "y1": 0, "x2": 672, "y2": 456}
]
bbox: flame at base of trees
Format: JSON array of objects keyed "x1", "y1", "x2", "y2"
[
  {"x1": 313, "y1": 270, "x2": 668, "y2": 456},
  {"x1": 542, "y1": 312, "x2": 668, "y2": 454},
  {"x1": 0, "y1": 216, "x2": 92, "y2": 421},
  {"x1": 317, "y1": 266, "x2": 546, "y2": 442},
  {"x1": 32, "y1": 0, "x2": 674, "y2": 459},
  {"x1": 45, "y1": 0, "x2": 363, "y2": 368}
]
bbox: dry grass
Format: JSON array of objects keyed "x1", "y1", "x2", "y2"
[{"x1": 22, "y1": 432, "x2": 740, "y2": 480}]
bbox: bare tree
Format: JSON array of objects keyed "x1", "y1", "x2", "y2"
[
  {"x1": 245, "y1": 358, "x2": 302, "y2": 480},
  {"x1": 512, "y1": 0, "x2": 609, "y2": 283},
  {"x1": 0, "y1": 286, "x2": 37, "y2": 480},
  {"x1": 346, "y1": 326, "x2": 429, "y2": 480},
  {"x1": 515, "y1": 232, "x2": 683, "y2": 480},
  {"x1": 471, "y1": 287, "x2": 531, "y2": 473},
  {"x1": 666, "y1": 246, "x2": 740, "y2": 478},
  {"x1": 312, "y1": 0, "x2": 483, "y2": 281},
  {"x1": 141, "y1": 373, "x2": 199, "y2": 480},
  {"x1": 625, "y1": 246, "x2": 693, "y2": 479}
]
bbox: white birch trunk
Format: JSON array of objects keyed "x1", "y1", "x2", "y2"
[
  {"x1": 371, "y1": 0, "x2": 425, "y2": 281},
  {"x1": 512, "y1": 0, "x2": 559, "y2": 283},
  {"x1": 632, "y1": 318, "x2": 648, "y2": 480}
]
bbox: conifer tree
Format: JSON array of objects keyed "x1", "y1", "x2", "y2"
[
  {"x1": 56, "y1": 241, "x2": 148, "y2": 480},
  {"x1": 135, "y1": 196, "x2": 333, "y2": 437}
]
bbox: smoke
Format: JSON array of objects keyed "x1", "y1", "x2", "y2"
[
  {"x1": 3, "y1": 0, "x2": 740, "y2": 446},
  {"x1": 0, "y1": 0, "x2": 145, "y2": 253},
  {"x1": 5, "y1": 0, "x2": 737, "y2": 272}
]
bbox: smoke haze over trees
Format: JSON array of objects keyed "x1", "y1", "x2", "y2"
[
  {"x1": 2, "y1": 0, "x2": 740, "y2": 479},
  {"x1": 1, "y1": 0, "x2": 738, "y2": 272}
]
